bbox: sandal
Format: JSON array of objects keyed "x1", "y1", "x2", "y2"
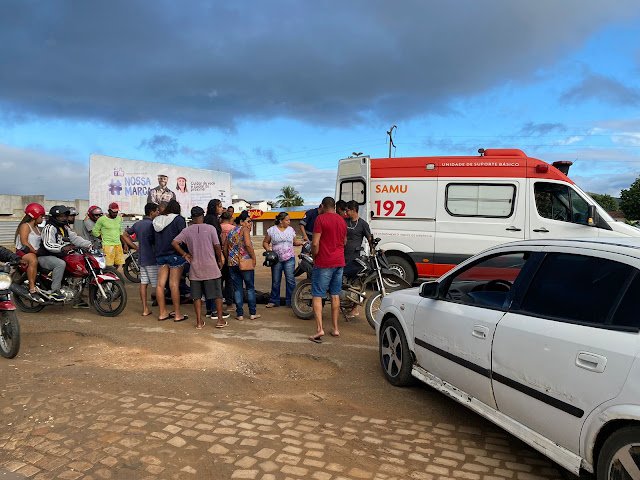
[
  {"x1": 173, "y1": 314, "x2": 189, "y2": 322},
  {"x1": 265, "y1": 303, "x2": 277, "y2": 308},
  {"x1": 250, "y1": 314, "x2": 261, "y2": 320},
  {"x1": 196, "y1": 321, "x2": 205, "y2": 330}
]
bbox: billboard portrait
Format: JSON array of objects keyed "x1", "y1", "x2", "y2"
[{"x1": 89, "y1": 154, "x2": 232, "y2": 216}]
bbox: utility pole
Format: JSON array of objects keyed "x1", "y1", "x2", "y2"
[{"x1": 387, "y1": 125, "x2": 397, "y2": 158}]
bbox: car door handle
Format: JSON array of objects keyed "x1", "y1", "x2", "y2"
[
  {"x1": 472, "y1": 325, "x2": 489, "y2": 339},
  {"x1": 506, "y1": 226, "x2": 522, "y2": 232},
  {"x1": 533, "y1": 227, "x2": 549, "y2": 233},
  {"x1": 576, "y1": 351, "x2": 607, "y2": 373}
]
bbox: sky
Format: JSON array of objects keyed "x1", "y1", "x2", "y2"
[{"x1": 1, "y1": 0, "x2": 640, "y2": 205}]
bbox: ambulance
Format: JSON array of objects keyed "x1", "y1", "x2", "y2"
[{"x1": 335, "y1": 148, "x2": 640, "y2": 284}]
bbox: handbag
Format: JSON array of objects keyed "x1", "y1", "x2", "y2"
[{"x1": 238, "y1": 230, "x2": 254, "y2": 271}]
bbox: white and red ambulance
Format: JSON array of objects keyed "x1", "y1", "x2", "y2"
[{"x1": 335, "y1": 148, "x2": 640, "y2": 284}]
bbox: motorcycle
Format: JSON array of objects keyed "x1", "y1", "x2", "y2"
[
  {"x1": 123, "y1": 250, "x2": 141, "y2": 283},
  {"x1": 11, "y1": 247, "x2": 127, "y2": 317},
  {"x1": 1, "y1": 260, "x2": 21, "y2": 358},
  {"x1": 291, "y1": 238, "x2": 411, "y2": 328}
]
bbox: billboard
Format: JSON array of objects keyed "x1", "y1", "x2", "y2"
[{"x1": 89, "y1": 154, "x2": 232, "y2": 216}]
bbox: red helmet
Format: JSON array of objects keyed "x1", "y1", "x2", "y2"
[
  {"x1": 25, "y1": 203, "x2": 45, "y2": 220},
  {"x1": 88, "y1": 205, "x2": 103, "y2": 221}
]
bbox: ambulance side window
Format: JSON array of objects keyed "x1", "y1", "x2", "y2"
[
  {"x1": 340, "y1": 180, "x2": 366, "y2": 204},
  {"x1": 534, "y1": 182, "x2": 590, "y2": 225},
  {"x1": 445, "y1": 183, "x2": 515, "y2": 218}
]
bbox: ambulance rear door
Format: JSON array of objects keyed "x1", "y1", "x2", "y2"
[{"x1": 336, "y1": 155, "x2": 370, "y2": 220}]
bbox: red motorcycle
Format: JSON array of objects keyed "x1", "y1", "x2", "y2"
[
  {"x1": 1, "y1": 260, "x2": 20, "y2": 358},
  {"x1": 12, "y1": 247, "x2": 127, "y2": 317}
]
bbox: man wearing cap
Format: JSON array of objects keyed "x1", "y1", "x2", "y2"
[
  {"x1": 147, "y1": 174, "x2": 176, "y2": 205},
  {"x1": 93, "y1": 202, "x2": 127, "y2": 270},
  {"x1": 38, "y1": 205, "x2": 93, "y2": 302},
  {"x1": 171, "y1": 206, "x2": 226, "y2": 329}
]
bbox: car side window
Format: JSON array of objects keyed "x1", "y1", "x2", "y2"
[
  {"x1": 534, "y1": 182, "x2": 590, "y2": 225},
  {"x1": 519, "y1": 253, "x2": 635, "y2": 326},
  {"x1": 611, "y1": 273, "x2": 640, "y2": 329},
  {"x1": 442, "y1": 252, "x2": 530, "y2": 309}
]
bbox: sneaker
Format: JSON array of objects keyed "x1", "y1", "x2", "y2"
[
  {"x1": 205, "y1": 310, "x2": 213, "y2": 318},
  {"x1": 50, "y1": 291, "x2": 65, "y2": 302},
  {"x1": 73, "y1": 301, "x2": 90, "y2": 309},
  {"x1": 212, "y1": 311, "x2": 231, "y2": 319}
]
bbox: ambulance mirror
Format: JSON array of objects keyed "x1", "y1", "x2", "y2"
[{"x1": 588, "y1": 205, "x2": 599, "y2": 227}]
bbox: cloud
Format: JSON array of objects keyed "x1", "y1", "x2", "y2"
[
  {"x1": 1, "y1": 1, "x2": 639, "y2": 129},
  {"x1": 572, "y1": 172, "x2": 639, "y2": 196},
  {"x1": 519, "y1": 122, "x2": 567, "y2": 136},
  {"x1": 138, "y1": 134, "x2": 179, "y2": 159},
  {"x1": 560, "y1": 73, "x2": 640, "y2": 106},
  {"x1": 0, "y1": 143, "x2": 89, "y2": 200}
]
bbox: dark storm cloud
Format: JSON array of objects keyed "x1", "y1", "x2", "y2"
[
  {"x1": 139, "y1": 134, "x2": 179, "y2": 159},
  {"x1": 1, "y1": 0, "x2": 639, "y2": 128},
  {"x1": 561, "y1": 73, "x2": 640, "y2": 106}
]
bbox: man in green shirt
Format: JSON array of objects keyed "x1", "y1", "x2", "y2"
[{"x1": 93, "y1": 202, "x2": 127, "y2": 269}]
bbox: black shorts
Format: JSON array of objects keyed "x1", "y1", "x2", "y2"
[{"x1": 190, "y1": 277, "x2": 222, "y2": 300}]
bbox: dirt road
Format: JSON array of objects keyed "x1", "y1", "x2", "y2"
[{"x1": 0, "y1": 268, "x2": 574, "y2": 479}]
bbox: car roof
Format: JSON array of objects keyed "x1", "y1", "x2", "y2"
[{"x1": 484, "y1": 237, "x2": 640, "y2": 259}]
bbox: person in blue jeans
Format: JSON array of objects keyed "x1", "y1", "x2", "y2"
[
  {"x1": 263, "y1": 212, "x2": 304, "y2": 308},
  {"x1": 224, "y1": 211, "x2": 260, "y2": 320}
]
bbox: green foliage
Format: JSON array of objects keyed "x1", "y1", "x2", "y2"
[
  {"x1": 275, "y1": 185, "x2": 304, "y2": 207},
  {"x1": 588, "y1": 192, "x2": 618, "y2": 212},
  {"x1": 620, "y1": 177, "x2": 640, "y2": 220}
]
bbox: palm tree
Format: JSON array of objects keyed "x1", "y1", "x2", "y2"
[{"x1": 276, "y1": 186, "x2": 304, "y2": 207}]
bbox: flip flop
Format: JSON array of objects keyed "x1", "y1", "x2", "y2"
[
  {"x1": 309, "y1": 336, "x2": 323, "y2": 344},
  {"x1": 142, "y1": 311, "x2": 153, "y2": 317},
  {"x1": 173, "y1": 314, "x2": 189, "y2": 322},
  {"x1": 196, "y1": 321, "x2": 205, "y2": 330},
  {"x1": 158, "y1": 315, "x2": 172, "y2": 321},
  {"x1": 250, "y1": 314, "x2": 261, "y2": 320},
  {"x1": 330, "y1": 332, "x2": 340, "y2": 338},
  {"x1": 215, "y1": 321, "x2": 229, "y2": 329},
  {"x1": 265, "y1": 303, "x2": 277, "y2": 308},
  {"x1": 236, "y1": 316, "x2": 244, "y2": 321}
]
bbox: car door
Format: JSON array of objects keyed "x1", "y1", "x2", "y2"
[
  {"x1": 492, "y1": 248, "x2": 640, "y2": 454},
  {"x1": 413, "y1": 249, "x2": 537, "y2": 408},
  {"x1": 529, "y1": 181, "x2": 599, "y2": 239}
]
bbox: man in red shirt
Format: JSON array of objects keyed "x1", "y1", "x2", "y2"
[{"x1": 310, "y1": 197, "x2": 347, "y2": 343}]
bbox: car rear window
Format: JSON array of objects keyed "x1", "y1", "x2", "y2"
[{"x1": 519, "y1": 253, "x2": 634, "y2": 325}]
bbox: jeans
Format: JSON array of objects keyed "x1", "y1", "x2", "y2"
[
  {"x1": 311, "y1": 266, "x2": 344, "y2": 297},
  {"x1": 38, "y1": 256, "x2": 66, "y2": 292},
  {"x1": 205, "y1": 264, "x2": 233, "y2": 312},
  {"x1": 229, "y1": 265, "x2": 256, "y2": 317},
  {"x1": 270, "y1": 256, "x2": 296, "y2": 306}
]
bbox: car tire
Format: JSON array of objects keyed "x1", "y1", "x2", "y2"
[
  {"x1": 596, "y1": 425, "x2": 640, "y2": 480},
  {"x1": 379, "y1": 317, "x2": 415, "y2": 387},
  {"x1": 387, "y1": 256, "x2": 415, "y2": 285}
]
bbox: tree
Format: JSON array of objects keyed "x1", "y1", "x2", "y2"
[
  {"x1": 620, "y1": 177, "x2": 640, "y2": 220},
  {"x1": 588, "y1": 192, "x2": 618, "y2": 212},
  {"x1": 275, "y1": 186, "x2": 304, "y2": 207}
]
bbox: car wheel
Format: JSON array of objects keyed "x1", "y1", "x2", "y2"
[
  {"x1": 597, "y1": 426, "x2": 640, "y2": 480},
  {"x1": 379, "y1": 317, "x2": 414, "y2": 387}
]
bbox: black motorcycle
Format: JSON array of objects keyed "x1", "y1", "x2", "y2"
[{"x1": 291, "y1": 238, "x2": 411, "y2": 328}]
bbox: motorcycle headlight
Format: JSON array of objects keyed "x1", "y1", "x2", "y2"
[
  {"x1": 0, "y1": 272, "x2": 11, "y2": 290},
  {"x1": 97, "y1": 256, "x2": 106, "y2": 269}
]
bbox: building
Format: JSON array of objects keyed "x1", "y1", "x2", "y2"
[{"x1": 231, "y1": 199, "x2": 272, "y2": 212}]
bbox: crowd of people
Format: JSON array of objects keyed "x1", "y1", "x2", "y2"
[{"x1": 9, "y1": 195, "x2": 373, "y2": 340}]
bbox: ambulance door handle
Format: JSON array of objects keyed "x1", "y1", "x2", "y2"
[
  {"x1": 506, "y1": 226, "x2": 521, "y2": 232},
  {"x1": 533, "y1": 227, "x2": 549, "y2": 233}
]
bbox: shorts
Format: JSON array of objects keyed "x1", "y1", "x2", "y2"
[
  {"x1": 140, "y1": 265, "x2": 159, "y2": 287},
  {"x1": 104, "y1": 244, "x2": 125, "y2": 266},
  {"x1": 311, "y1": 266, "x2": 344, "y2": 297},
  {"x1": 190, "y1": 277, "x2": 222, "y2": 300},
  {"x1": 156, "y1": 254, "x2": 186, "y2": 268}
]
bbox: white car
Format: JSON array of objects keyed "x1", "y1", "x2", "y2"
[{"x1": 375, "y1": 238, "x2": 640, "y2": 480}]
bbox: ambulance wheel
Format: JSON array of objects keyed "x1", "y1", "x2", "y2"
[{"x1": 387, "y1": 256, "x2": 414, "y2": 285}]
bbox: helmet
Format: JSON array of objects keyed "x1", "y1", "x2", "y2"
[
  {"x1": 49, "y1": 205, "x2": 71, "y2": 227},
  {"x1": 263, "y1": 251, "x2": 279, "y2": 267},
  {"x1": 88, "y1": 205, "x2": 103, "y2": 221},
  {"x1": 25, "y1": 203, "x2": 45, "y2": 220},
  {"x1": 67, "y1": 207, "x2": 78, "y2": 225},
  {"x1": 301, "y1": 241, "x2": 312, "y2": 255}
]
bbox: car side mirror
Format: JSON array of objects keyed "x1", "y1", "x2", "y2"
[
  {"x1": 588, "y1": 205, "x2": 599, "y2": 227},
  {"x1": 419, "y1": 281, "x2": 439, "y2": 298}
]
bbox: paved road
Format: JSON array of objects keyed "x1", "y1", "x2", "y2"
[{"x1": 1, "y1": 269, "x2": 572, "y2": 480}]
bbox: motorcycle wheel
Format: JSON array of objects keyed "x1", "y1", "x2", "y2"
[
  {"x1": 123, "y1": 255, "x2": 141, "y2": 283},
  {"x1": 12, "y1": 275, "x2": 45, "y2": 313},
  {"x1": 365, "y1": 282, "x2": 407, "y2": 330},
  {"x1": 0, "y1": 310, "x2": 20, "y2": 359},
  {"x1": 291, "y1": 279, "x2": 314, "y2": 320},
  {"x1": 89, "y1": 281, "x2": 127, "y2": 317}
]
